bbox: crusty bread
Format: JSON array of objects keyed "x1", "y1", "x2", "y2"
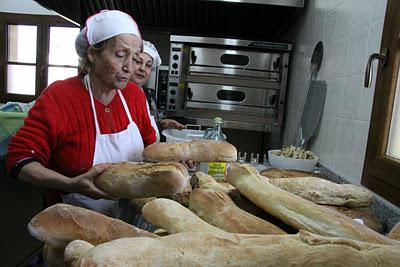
[
  {"x1": 326, "y1": 206, "x2": 384, "y2": 233},
  {"x1": 65, "y1": 231, "x2": 400, "y2": 267},
  {"x1": 95, "y1": 162, "x2": 189, "y2": 199},
  {"x1": 190, "y1": 171, "x2": 235, "y2": 193},
  {"x1": 28, "y1": 204, "x2": 157, "y2": 248},
  {"x1": 142, "y1": 198, "x2": 231, "y2": 238},
  {"x1": 226, "y1": 163, "x2": 398, "y2": 245},
  {"x1": 269, "y1": 177, "x2": 373, "y2": 207},
  {"x1": 142, "y1": 139, "x2": 237, "y2": 162},
  {"x1": 189, "y1": 188, "x2": 286, "y2": 235},
  {"x1": 260, "y1": 168, "x2": 322, "y2": 178},
  {"x1": 388, "y1": 222, "x2": 400, "y2": 241}
]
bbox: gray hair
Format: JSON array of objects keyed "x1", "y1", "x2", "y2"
[{"x1": 75, "y1": 28, "x2": 107, "y2": 74}]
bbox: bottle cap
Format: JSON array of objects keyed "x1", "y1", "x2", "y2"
[{"x1": 214, "y1": 117, "x2": 223, "y2": 124}]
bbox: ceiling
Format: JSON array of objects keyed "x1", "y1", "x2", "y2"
[{"x1": 34, "y1": 0, "x2": 305, "y2": 42}]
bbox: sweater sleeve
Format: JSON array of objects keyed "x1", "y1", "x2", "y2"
[{"x1": 7, "y1": 87, "x2": 62, "y2": 174}]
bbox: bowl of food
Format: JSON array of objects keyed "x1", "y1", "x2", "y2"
[{"x1": 268, "y1": 146, "x2": 319, "y2": 172}]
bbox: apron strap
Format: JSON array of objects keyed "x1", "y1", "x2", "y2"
[
  {"x1": 117, "y1": 90, "x2": 134, "y2": 124},
  {"x1": 85, "y1": 75, "x2": 101, "y2": 135}
]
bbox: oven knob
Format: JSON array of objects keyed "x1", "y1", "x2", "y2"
[
  {"x1": 172, "y1": 63, "x2": 178, "y2": 69},
  {"x1": 173, "y1": 54, "x2": 179, "y2": 60},
  {"x1": 169, "y1": 98, "x2": 176, "y2": 104}
]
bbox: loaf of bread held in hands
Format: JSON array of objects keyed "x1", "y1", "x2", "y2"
[
  {"x1": 28, "y1": 204, "x2": 157, "y2": 248},
  {"x1": 226, "y1": 163, "x2": 398, "y2": 245},
  {"x1": 64, "y1": 231, "x2": 400, "y2": 267},
  {"x1": 142, "y1": 139, "x2": 237, "y2": 162},
  {"x1": 189, "y1": 188, "x2": 286, "y2": 235},
  {"x1": 95, "y1": 162, "x2": 189, "y2": 199}
]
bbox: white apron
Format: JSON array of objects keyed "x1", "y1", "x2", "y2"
[
  {"x1": 62, "y1": 75, "x2": 144, "y2": 216},
  {"x1": 142, "y1": 87, "x2": 160, "y2": 142}
]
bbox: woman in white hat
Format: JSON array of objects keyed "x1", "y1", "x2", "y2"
[
  {"x1": 131, "y1": 40, "x2": 184, "y2": 142},
  {"x1": 7, "y1": 10, "x2": 156, "y2": 215}
]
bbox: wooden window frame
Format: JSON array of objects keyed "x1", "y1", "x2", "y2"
[
  {"x1": 0, "y1": 12, "x2": 78, "y2": 103},
  {"x1": 362, "y1": 0, "x2": 400, "y2": 207}
]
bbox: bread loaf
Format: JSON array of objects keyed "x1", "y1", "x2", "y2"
[
  {"x1": 28, "y1": 204, "x2": 157, "y2": 248},
  {"x1": 95, "y1": 162, "x2": 189, "y2": 199},
  {"x1": 190, "y1": 171, "x2": 236, "y2": 193},
  {"x1": 269, "y1": 177, "x2": 373, "y2": 207},
  {"x1": 388, "y1": 222, "x2": 400, "y2": 241},
  {"x1": 142, "y1": 140, "x2": 237, "y2": 162},
  {"x1": 226, "y1": 163, "x2": 398, "y2": 245},
  {"x1": 191, "y1": 171, "x2": 294, "y2": 232},
  {"x1": 65, "y1": 231, "x2": 400, "y2": 267},
  {"x1": 189, "y1": 188, "x2": 286, "y2": 235},
  {"x1": 142, "y1": 198, "x2": 231, "y2": 238},
  {"x1": 260, "y1": 168, "x2": 322, "y2": 178},
  {"x1": 326, "y1": 206, "x2": 384, "y2": 233}
]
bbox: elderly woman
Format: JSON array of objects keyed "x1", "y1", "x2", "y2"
[
  {"x1": 131, "y1": 40, "x2": 184, "y2": 142},
  {"x1": 6, "y1": 10, "x2": 156, "y2": 215}
]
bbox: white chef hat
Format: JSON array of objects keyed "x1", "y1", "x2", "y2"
[
  {"x1": 143, "y1": 40, "x2": 162, "y2": 67},
  {"x1": 75, "y1": 10, "x2": 141, "y2": 57},
  {"x1": 86, "y1": 10, "x2": 141, "y2": 45}
]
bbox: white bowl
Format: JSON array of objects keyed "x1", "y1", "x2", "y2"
[{"x1": 268, "y1": 149, "x2": 319, "y2": 172}]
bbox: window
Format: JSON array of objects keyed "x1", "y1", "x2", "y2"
[
  {"x1": 0, "y1": 12, "x2": 79, "y2": 103},
  {"x1": 362, "y1": 0, "x2": 400, "y2": 206}
]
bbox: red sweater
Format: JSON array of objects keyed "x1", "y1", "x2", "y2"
[{"x1": 7, "y1": 75, "x2": 156, "y2": 182}]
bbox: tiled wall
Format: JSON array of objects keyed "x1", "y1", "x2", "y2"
[{"x1": 283, "y1": 0, "x2": 387, "y2": 184}]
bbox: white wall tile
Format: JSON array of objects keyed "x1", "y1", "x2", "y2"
[
  {"x1": 352, "y1": 121, "x2": 370, "y2": 166},
  {"x1": 334, "y1": 1, "x2": 351, "y2": 41},
  {"x1": 331, "y1": 39, "x2": 348, "y2": 78},
  {"x1": 346, "y1": 27, "x2": 369, "y2": 75},
  {"x1": 371, "y1": 0, "x2": 388, "y2": 23},
  {"x1": 334, "y1": 159, "x2": 363, "y2": 184},
  {"x1": 336, "y1": 118, "x2": 356, "y2": 163},
  {"x1": 350, "y1": 0, "x2": 372, "y2": 33},
  {"x1": 342, "y1": 75, "x2": 362, "y2": 119},
  {"x1": 324, "y1": 78, "x2": 345, "y2": 117},
  {"x1": 282, "y1": 0, "x2": 388, "y2": 185},
  {"x1": 367, "y1": 20, "x2": 385, "y2": 71},
  {"x1": 322, "y1": 116, "x2": 339, "y2": 154}
]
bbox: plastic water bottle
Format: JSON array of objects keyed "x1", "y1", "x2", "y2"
[
  {"x1": 203, "y1": 117, "x2": 226, "y2": 141},
  {"x1": 200, "y1": 117, "x2": 227, "y2": 180}
]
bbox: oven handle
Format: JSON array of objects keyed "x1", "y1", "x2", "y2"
[
  {"x1": 191, "y1": 50, "x2": 197, "y2": 64},
  {"x1": 187, "y1": 87, "x2": 193, "y2": 100}
]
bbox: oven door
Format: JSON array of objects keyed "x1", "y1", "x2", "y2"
[
  {"x1": 189, "y1": 47, "x2": 281, "y2": 81},
  {"x1": 186, "y1": 82, "x2": 277, "y2": 116}
]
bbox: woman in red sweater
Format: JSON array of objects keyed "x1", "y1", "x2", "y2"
[{"x1": 6, "y1": 10, "x2": 156, "y2": 215}]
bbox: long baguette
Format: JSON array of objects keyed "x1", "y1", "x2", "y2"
[
  {"x1": 28, "y1": 204, "x2": 157, "y2": 248},
  {"x1": 269, "y1": 176, "x2": 373, "y2": 207},
  {"x1": 226, "y1": 163, "x2": 398, "y2": 245},
  {"x1": 142, "y1": 139, "x2": 237, "y2": 162},
  {"x1": 95, "y1": 162, "x2": 189, "y2": 199},
  {"x1": 189, "y1": 188, "x2": 286, "y2": 235},
  {"x1": 65, "y1": 231, "x2": 400, "y2": 267},
  {"x1": 142, "y1": 198, "x2": 230, "y2": 238}
]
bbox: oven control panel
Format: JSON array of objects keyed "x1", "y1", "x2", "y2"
[{"x1": 169, "y1": 43, "x2": 183, "y2": 77}]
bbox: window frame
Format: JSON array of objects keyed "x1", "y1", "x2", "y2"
[
  {"x1": 361, "y1": 0, "x2": 400, "y2": 206},
  {"x1": 0, "y1": 12, "x2": 78, "y2": 103}
]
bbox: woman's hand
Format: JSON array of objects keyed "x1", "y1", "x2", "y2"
[
  {"x1": 160, "y1": 119, "x2": 185, "y2": 130},
  {"x1": 68, "y1": 164, "x2": 114, "y2": 200}
]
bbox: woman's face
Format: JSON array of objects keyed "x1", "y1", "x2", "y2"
[
  {"x1": 131, "y1": 52, "x2": 154, "y2": 86},
  {"x1": 89, "y1": 34, "x2": 142, "y2": 90}
]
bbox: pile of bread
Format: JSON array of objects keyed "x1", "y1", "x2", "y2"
[{"x1": 27, "y1": 140, "x2": 400, "y2": 266}]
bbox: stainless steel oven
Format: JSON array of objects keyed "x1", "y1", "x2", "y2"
[{"x1": 164, "y1": 35, "x2": 291, "y2": 149}]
